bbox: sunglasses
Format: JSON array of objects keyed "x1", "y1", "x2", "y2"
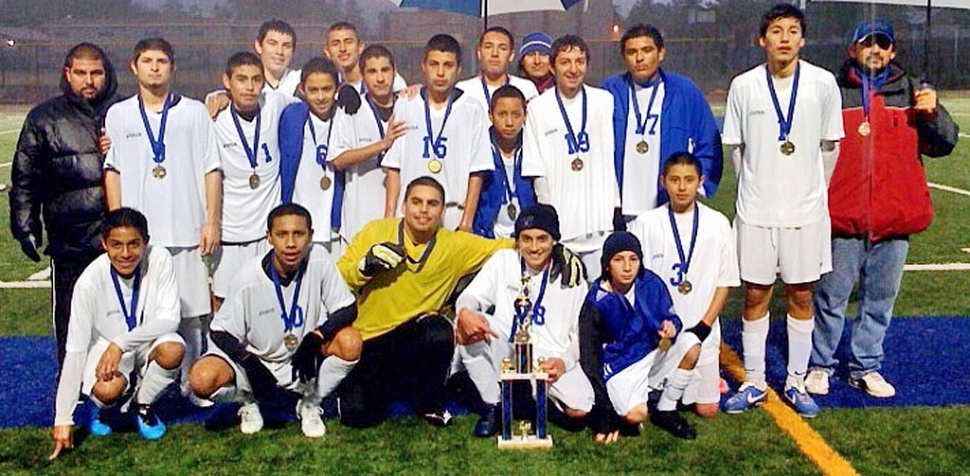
[{"x1": 859, "y1": 34, "x2": 894, "y2": 50}]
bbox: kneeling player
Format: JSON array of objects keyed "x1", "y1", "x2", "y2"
[
  {"x1": 628, "y1": 153, "x2": 739, "y2": 418},
  {"x1": 51, "y1": 208, "x2": 185, "y2": 459},
  {"x1": 456, "y1": 204, "x2": 592, "y2": 437},
  {"x1": 580, "y1": 232, "x2": 703, "y2": 442},
  {"x1": 189, "y1": 204, "x2": 360, "y2": 438}
]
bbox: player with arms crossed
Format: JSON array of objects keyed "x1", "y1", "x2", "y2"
[
  {"x1": 103, "y1": 38, "x2": 221, "y2": 400},
  {"x1": 383, "y1": 34, "x2": 493, "y2": 232},
  {"x1": 189, "y1": 204, "x2": 360, "y2": 438},
  {"x1": 456, "y1": 26, "x2": 539, "y2": 113},
  {"x1": 50, "y1": 208, "x2": 185, "y2": 459},
  {"x1": 720, "y1": 4, "x2": 843, "y2": 418},
  {"x1": 456, "y1": 204, "x2": 592, "y2": 437},
  {"x1": 628, "y1": 153, "x2": 739, "y2": 418}
]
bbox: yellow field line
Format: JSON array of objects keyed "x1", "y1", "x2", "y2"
[{"x1": 720, "y1": 343, "x2": 859, "y2": 476}]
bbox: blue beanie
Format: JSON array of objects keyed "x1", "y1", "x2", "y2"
[{"x1": 519, "y1": 32, "x2": 553, "y2": 57}]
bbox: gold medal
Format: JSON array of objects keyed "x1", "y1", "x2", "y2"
[
  {"x1": 320, "y1": 176, "x2": 332, "y2": 190},
  {"x1": 636, "y1": 140, "x2": 649, "y2": 154},
  {"x1": 249, "y1": 173, "x2": 260, "y2": 189},
  {"x1": 507, "y1": 203, "x2": 518, "y2": 221},
  {"x1": 284, "y1": 333, "x2": 298, "y2": 351},
  {"x1": 152, "y1": 165, "x2": 166, "y2": 179},
  {"x1": 678, "y1": 280, "x2": 693, "y2": 295},
  {"x1": 571, "y1": 158, "x2": 584, "y2": 172},
  {"x1": 858, "y1": 121, "x2": 871, "y2": 137},
  {"x1": 658, "y1": 336, "x2": 672, "y2": 352},
  {"x1": 780, "y1": 140, "x2": 795, "y2": 156},
  {"x1": 428, "y1": 158, "x2": 442, "y2": 174}
]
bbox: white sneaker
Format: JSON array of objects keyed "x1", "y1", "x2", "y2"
[
  {"x1": 297, "y1": 398, "x2": 326, "y2": 438},
  {"x1": 848, "y1": 372, "x2": 896, "y2": 398},
  {"x1": 238, "y1": 402, "x2": 264, "y2": 434},
  {"x1": 805, "y1": 369, "x2": 830, "y2": 395}
]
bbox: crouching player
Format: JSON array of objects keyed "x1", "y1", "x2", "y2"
[
  {"x1": 580, "y1": 232, "x2": 703, "y2": 442},
  {"x1": 628, "y1": 153, "x2": 739, "y2": 418},
  {"x1": 51, "y1": 208, "x2": 185, "y2": 459},
  {"x1": 456, "y1": 204, "x2": 592, "y2": 437},
  {"x1": 189, "y1": 204, "x2": 360, "y2": 438}
]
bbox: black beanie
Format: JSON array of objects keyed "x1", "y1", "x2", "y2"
[
  {"x1": 601, "y1": 231, "x2": 643, "y2": 278},
  {"x1": 514, "y1": 204, "x2": 561, "y2": 241}
]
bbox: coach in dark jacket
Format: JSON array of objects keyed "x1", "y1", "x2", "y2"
[{"x1": 9, "y1": 42, "x2": 118, "y2": 367}]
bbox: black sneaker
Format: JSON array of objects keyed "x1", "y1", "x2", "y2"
[
  {"x1": 421, "y1": 410, "x2": 453, "y2": 427},
  {"x1": 474, "y1": 404, "x2": 499, "y2": 438},
  {"x1": 649, "y1": 410, "x2": 697, "y2": 440}
]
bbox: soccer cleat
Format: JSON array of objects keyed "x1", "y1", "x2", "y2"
[
  {"x1": 473, "y1": 404, "x2": 499, "y2": 438},
  {"x1": 721, "y1": 383, "x2": 767, "y2": 414},
  {"x1": 848, "y1": 372, "x2": 896, "y2": 398},
  {"x1": 238, "y1": 401, "x2": 264, "y2": 434},
  {"x1": 88, "y1": 407, "x2": 113, "y2": 437},
  {"x1": 784, "y1": 385, "x2": 820, "y2": 418},
  {"x1": 135, "y1": 405, "x2": 167, "y2": 440},
  {"x1": 296, "y1": 398, "x2": 327, "y2": 438},
  {"x1": 805, "y1": 369, "x2": 830, "y2": 395},
  {"x1": 649, "y1": 410, "x2": 697, "y2": 440},
  {"x1": 421, "y1": 409, "x2": 453, "y2": 428}
]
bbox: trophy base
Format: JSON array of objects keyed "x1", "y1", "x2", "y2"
[{"x1": 497, "y1": 435, "x2": 554, "y2": 449}]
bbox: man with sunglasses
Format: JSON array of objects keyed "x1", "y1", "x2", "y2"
[{"x1": 805, "y1": 19, "x2": 958, "y2": 399}]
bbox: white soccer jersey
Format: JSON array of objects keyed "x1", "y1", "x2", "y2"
[
  {"x1": 291, "y1": 113, "x2": 338, "y2": 244},
  {"x1": 722, "y1": 60, "x2": 844, "y2": 227},
  {"x1": 522, "y1": 86, "x2": 618, "y2": 251},
  {"x1": 628, "y1": 202, "x2": 740, "y2": 366},
  {"x1": 456, "y1": 249, "x2": 588, "y2": 370},
  {"x1": 621, "y1": 81, "x2": 666, "y2": 216},
  {"x1": 382, "y1": 89, "x2": 493, "y2": 227},
  {"x1": 214, "y1": 90, "x2": 298, "y2": 242},
  {"x1": 210, "y1": 245, "x2": 355, "y2": 363},
  {"x1": 104, "y1": 95, "x2": 221, "y2": 247},
  {"x1": 329, "y1": 101, "x2": 389, "y2": 240},
  {"x1": 455, "y1": 74, "x2": 540, "y2": 112},
  {"x1": 264, "y1": 68, "x2": 301, "y2": 97},
  {"x1": 492, "y1": 155, "x2": 518, "y2": 239}
]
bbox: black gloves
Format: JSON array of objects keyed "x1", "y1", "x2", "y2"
[
  {"x1": 550, "y1": 243, "x2": 586, "y2": 288},
  {"x1": 291, "y1": 332, "x2": 325, "y2": 383},
  {"x1": 612, "y1": 207, "x2": 626, "y2": 232},
  {"x1": 19, "y1": 235, "x2": 41, "y2": 263},
  {"x1": 336, "y1": 84, "x2": 362, "y2": 114},
  {"x1": 359, "y1": 242, "x2": 406, "y2": 277}
]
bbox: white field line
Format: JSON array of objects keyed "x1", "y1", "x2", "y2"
[
  {"x1": 928, "y1": 182, "x2": 970, "y2": 197},
  {"x1": 0, "y1": 280, "x2": 50, "y2": 289},
  {"x1": 0, "y1": 162, "x2": 11, "y2": 168},
  {"x1": 0, "y1": 128, "x2": 19, "y2": 135},
  {"x1": 960, "y1": 133, "x2": 970, "y2": 139}
]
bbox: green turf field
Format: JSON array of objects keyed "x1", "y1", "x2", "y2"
[{"x1": 1, "y1": 98, "x2": 969, "y2": 474}]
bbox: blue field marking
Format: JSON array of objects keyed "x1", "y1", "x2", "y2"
[{"x1": 720, "y1": 316, "x2": 970, "y2": 409}]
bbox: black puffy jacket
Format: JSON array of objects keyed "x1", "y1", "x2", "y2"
[{"x1": 9, "y1": 44, "x2": 119, "y2": 261}]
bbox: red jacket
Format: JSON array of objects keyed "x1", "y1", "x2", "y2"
[{"x1": 829, "y1": 61, "x2": 959, "y2": 242}]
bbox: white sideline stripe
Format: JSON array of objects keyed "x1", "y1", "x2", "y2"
[
  {"x1": 0, "y1": 162, "x2": 9, "y2": 168},
  {"x1": 928, "y1": 182, "x2": 970, "y2": 197},
  {"x1": 0, "y1": 128, "x2": 19, "y2": 135},
  {"x1": 903, "y1": 263, "x2": 970, "y2": 271},
  {"x1": 960, "y1": 133, "x2": 970, "y2": 139},
  {"x1": 0, "y1": 281, "x2": 51, "y2": 289}
]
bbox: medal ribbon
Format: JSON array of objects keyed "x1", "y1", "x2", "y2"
[
  {"x1": 859, "y1": 67, "x2": 889, "y2": 120},
  {"x1": 138, "y1": 93, "x2": 171, "y2": 167},
  {"x1": 480, "y1": 74, "x2": 510, "y2": 108},
  {"x1": 765, "y1": 62, "x2": 800, "y2": 141},
  {"x1": 270, "y1": 262, "x2": 306, "y2": 334},
  {"x1": 396, "y1": 220, "x2": 437, "y2": 266},
  {"x1": 365, "y1": 94, "x2": 389, "y2": 165},
  {"x1": 110, "y1": 266, "x2": 142, "y2": 331},
  {"x1": 668, "y1": 204, "x2": 699, "y2": 280},
  {"x1": 230, "y1": 106, "x2": 262, "y2": 170},
  {"x1": 629, "y1": 74, "x2": 662, "y2": 136},
  {"x1": 490, "y1": 130, "x2": 521, "y2": 206},
  {"x1": 307, "y1": 113, "x2": 335, "y2": 177},
  {"x1": 555, "y1": 86, "x2": 588, "y2": 153},
  {"x1": 508, "y1": 260, "x2": 550, "y2": 341},
  {"x1": 422, "y1": 87, "x2": 457, "y2": 159}
]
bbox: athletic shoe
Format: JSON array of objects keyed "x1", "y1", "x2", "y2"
[
  {"x1": 238, "y1": 402, "x2": 264, "y2": 434},
  {"x1": 135, "y1": 405, "x2": 167, "y2": 440},
  {"x1": 296, "y1": 398, "x2": 326, "y2": 438},
  {"x1": 721, "y1": 383, "x2": 767, "y2": 414},
  {"x1": 805, "y1": 369, "x2": 830, "y2": 396},
  {"x1": 421, "y1": 410, "x2": 453, "y2": 427},
  {"x1": 88, "y1": 407, "x2": 113, "y2": 437},
  {"x1": 649, "y1": 410, "x2": 697, "y2": 440},
  {"x1": 474, "y1": 404, "x2": 499, "y2": 438},
  {"x1": 784, "y1": 385, "x2": 820, "y2": 418},
  {"x1": 848, "y1": 372, "x2": 896, "y2": 398}
]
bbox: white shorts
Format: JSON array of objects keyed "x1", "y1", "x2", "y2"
[
  {"x1": 547, "y1": 366, "x2": 595, "y2": 413},
  {"x1": 167, "y1": 246, "x2": 211, "y2": 317},
  {"x1": 82, "y1": 333, "x2": 185, "y2": 395},
  {"x1": 682, "y1": 359, "x2": 720, "y2": 406},
  {"x1": 212, "y1": 238, "x2": 269, "y2": 298},
  {"x1": 734, "y1": 216, "x2": 832, "y2": 285},
  {"x1": 204, "y1": 340, "x2": 303, "y2": 395},
  {"x1": 606, "y1": 334, "x2": 696, "y2": 416}
]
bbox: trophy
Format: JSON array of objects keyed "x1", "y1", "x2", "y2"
[{"x1": 497, "y1": 273, "x2": 553, "y2": 449}]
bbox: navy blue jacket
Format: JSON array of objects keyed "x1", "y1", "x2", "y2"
[
  {"x1": 279, "y1": 102, "x2": 344, "y2": 231},
  {"x1": 472, "y1": 129, "x2": 536, "y2": 238}
]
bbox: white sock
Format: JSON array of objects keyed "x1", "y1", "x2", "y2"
[
  {"x1": 657, "y1": 368, "x2": 695, "y2": 412},
  {"x1": 207, "y1": 385, "x2": 237, "y2": 403},
  {"x1": 786, "y1": 314, "x2": 814, "y2": 389},
  {"x1": 136, "y1": 361, "x2": 178, "y2": 405},
  {"x1": 316, "y1": 356, "x2": 357, "y2": 399},
  {"x1": 741, "y1": 313, "x2": 770, "y2": 388},
  {"x1": 178, "y1": 317, "x2": 204, "y2": 389}
]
